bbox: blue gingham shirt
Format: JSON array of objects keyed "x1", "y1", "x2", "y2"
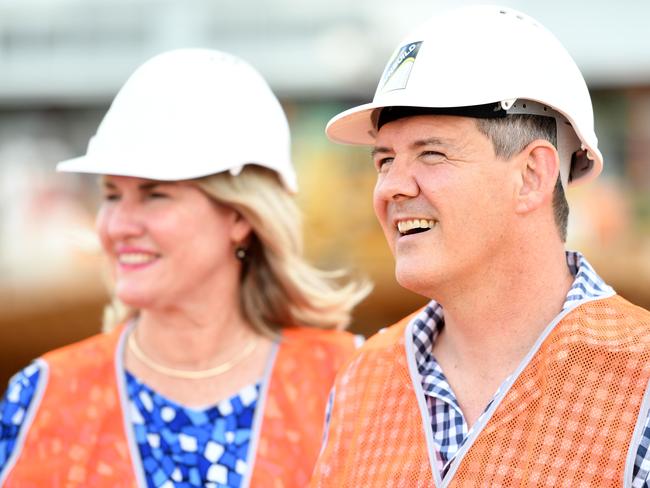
[{"x1": 412, "y1": 251, "x2": 650, "y2": 486}]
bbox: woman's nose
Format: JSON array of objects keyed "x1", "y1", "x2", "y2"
[{"x1": 97, "y1": 199, "x2": 144, "y2": 241}]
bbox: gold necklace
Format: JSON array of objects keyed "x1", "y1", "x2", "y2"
[{"x1": 128, "y1": 331, "x2": 258, "y2": 380}]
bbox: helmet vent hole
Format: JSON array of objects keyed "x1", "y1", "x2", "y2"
[
  {"x1": 499, "y1": 10, "x2": 506, "y2": 14},
  {"x1": 523, "y1": 103, "x2": 527, "y2": 109}
]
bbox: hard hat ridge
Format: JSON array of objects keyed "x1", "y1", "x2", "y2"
[{"x1": 57, "y1": 48, "x2": 297, "y2": 193}]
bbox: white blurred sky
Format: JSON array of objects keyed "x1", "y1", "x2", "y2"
[{"x1": 0, "y1": 0, "x2": 648, "y2": 104}]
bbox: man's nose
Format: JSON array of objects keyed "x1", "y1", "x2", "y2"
[{"x1": 375, "y1": 157, "x2": 420, "y2": 202}]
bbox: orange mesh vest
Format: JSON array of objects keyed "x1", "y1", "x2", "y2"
[
  {"x1": 311, "y1": 295, "x2": 650, "y2": 487},
  {"x1": 2, "y1": 325, "x2": 356, "y2": 487}
]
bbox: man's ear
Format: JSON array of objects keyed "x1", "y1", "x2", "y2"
[{"x1": 514, "y1": 140, "x2": 560, "y2": 214}]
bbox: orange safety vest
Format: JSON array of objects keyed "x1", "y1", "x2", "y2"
[
  {"x1": 311, "y1": 294, "x2": 650, "y2": 487},
  {"x1": 2, "y1": 325, "x2": 357, "y2": 487}
]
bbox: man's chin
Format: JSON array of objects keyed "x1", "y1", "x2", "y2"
[{"x1": 395, "y1": 265, "x2": 438, "y2": 299}]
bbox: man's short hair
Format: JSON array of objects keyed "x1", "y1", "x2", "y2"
[{"x1": 475, "y1": 115, "x2": 569, "y2": 242}]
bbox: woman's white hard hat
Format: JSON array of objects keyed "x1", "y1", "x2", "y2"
[
  {"x1": 57, "y1": 48, "x2": 297, "y2": 192},
  {"x1": 326, "y1": 5, "x2": 603, "y2": 187}
]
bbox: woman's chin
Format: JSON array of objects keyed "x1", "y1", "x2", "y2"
[{"x1": 115, "y1": 289, "x2": 156, "y2": 310}]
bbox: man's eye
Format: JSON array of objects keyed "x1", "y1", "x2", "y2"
[
  {"x1": 421, "y1": 151, "x2": 445, "y2": 160},
  {"x1": 103, "y1": 193, "x2": 120, "y2": 201},
  {"x1": 147, "y1": 192, "x2": 168, "y2": 199},
  {"x1": 375, "y1": 157, "x2": 394, "y2": 171}
]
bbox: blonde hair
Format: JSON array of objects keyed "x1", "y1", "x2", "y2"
[{"x1": 102, "y1": 165, "x2": 371, "y2": 335}]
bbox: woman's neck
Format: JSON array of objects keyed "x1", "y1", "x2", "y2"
[
  {"x1": 124, "y1": 306, "x2": 274, "y2": 408},
  {"x1": 135, "y1": 304, "x2": 259, "y2": 370}
]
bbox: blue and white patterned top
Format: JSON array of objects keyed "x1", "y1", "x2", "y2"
[
  {"x1": 0, "y1": 365, "x2": 259, "y2": 488},
  {"x1": 411, "y1": 250, "x2": 650, "y2": 486}
]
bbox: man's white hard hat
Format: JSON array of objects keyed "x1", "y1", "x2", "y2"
[
  {"x1": 57, "y1": 49, "x2": 297, "y2": 192},
  {"x1": 326, "y1": 5, "x2": 602, "y2": 187}
]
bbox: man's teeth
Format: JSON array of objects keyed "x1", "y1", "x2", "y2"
[
  {"x1": 397, "y1": 219, "x2": 436, "y2": 234},
  {"x1": 119, "y1": 253, "x2": 156, "y2": 264}
]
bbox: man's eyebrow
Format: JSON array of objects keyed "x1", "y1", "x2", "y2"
[
  {"x1": 371, "y1": 138, "x2": 452, "y2": 157},
  {"x1": 411, "y1": 137, "x2": 451, "y2": 149},
  {"x1": 371, "y1": 146, "x2": 392, "y2": 158}
]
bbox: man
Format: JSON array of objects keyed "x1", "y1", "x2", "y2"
[{"x1": 311, "y1": 5, "x2": 650, "y2": 487}]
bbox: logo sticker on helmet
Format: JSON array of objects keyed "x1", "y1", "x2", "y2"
[{"x1": 379, "y1": 41, "x2": 423, "y2": 92}]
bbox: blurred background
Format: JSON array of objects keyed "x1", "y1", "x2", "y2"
[{"x1": 1, "y1": 0, "x2": 649, "y2": 387}]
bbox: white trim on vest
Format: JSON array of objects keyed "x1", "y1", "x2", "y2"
[
  {"x1": 625, "y1": 378, "x2": 650, "y2": 488},
  {"x1": 240, "y1": 341, "x2": 279, "y2": 488},
  {"x1": 115, "y1": 323, "x2": 148, "y2": 487},
  {"x1": 0, "y1": 359, "x2": 50, "y2": 486},
  {"x1": 404, "y1": 322, "x2": 444, "y2": 487}
]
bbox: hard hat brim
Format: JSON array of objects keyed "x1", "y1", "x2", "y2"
[
  {"x1": 325, "y1": 102, "x2": 384, "y2": 146},
  {"x1": 325, "y1": 99, "x2": 603, "y2": 187},
  {"x1": 57, "y1": 155, "x2": 299, "y2": 193},
  {"x1": 56, "y1": 155, "x2": 191, "y2": 181}
]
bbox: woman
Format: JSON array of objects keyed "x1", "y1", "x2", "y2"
[{"x1": 0, "y1": 49, "x2": 369, "y2": 487}]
